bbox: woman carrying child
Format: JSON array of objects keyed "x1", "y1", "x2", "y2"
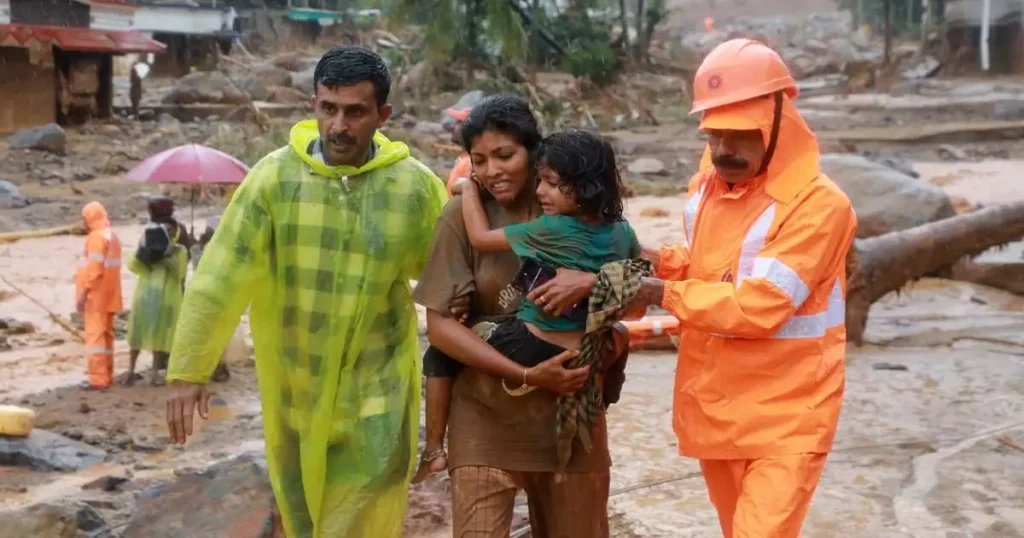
[{"x1": 411, "y1": 94, "x2": 634, "y2": 537}]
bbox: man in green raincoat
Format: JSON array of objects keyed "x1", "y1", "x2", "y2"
[{"x1": 164, "y1": 46, "x2": 448, "y2": 537}]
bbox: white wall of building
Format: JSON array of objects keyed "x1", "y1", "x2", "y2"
[
  {"x1": 0, "y1": 1, "x2": 10, "y2": 25},
  {"x1": 89, "y1": 7, "x2": 134, "y2": 31},
  {"x1": 132, "y1": 6, "x2": 225, "y2": 35}
]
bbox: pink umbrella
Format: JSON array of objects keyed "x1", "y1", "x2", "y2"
[
  {"x1": 126, "y1": 143, "x2": 249, "y2": 185},
  {"x1": 126, "y1": 144, "x2": 250, "y2": 233}
]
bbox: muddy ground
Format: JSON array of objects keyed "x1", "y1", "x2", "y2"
[
  {"x1": 2, "y1": 173, "x2": 1023, "y2": 536},
  {"x1": 2, "y1": 35, "x2": 1024, "y2": 537}
]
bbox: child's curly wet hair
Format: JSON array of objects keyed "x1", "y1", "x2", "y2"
[{"x1": 536, "y1": 129, "x2": 625, "y2": 224}]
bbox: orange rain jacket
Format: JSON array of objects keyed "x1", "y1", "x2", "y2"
[
  {"x1": 658, "y1": 94, "x2": 857, "y2": 460},
  {"x1": 75, "y1": 202, "x2": 123, "y2": 313}
]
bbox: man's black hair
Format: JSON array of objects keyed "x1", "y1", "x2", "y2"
[{"x1": 313, "y1": 46, "x2": 392, "y2": 108}]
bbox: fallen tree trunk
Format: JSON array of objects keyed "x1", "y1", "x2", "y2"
[
  {"x1": 846, "y1": 201, "x2": 1024, "y2": 345},
  {"x1": 0, "y1": 223, "x2": 85, "y2": 244}
]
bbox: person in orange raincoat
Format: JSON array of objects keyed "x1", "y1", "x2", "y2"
[
  {"x1": 75, "y1": 201, "x2": 124, "y2": 390},
  {"x1": 532, "y1": 39, "x2": 857, "y2": 537},
  {"x1": 445, "y1": 106, "x2": 472, "y2": 197}
]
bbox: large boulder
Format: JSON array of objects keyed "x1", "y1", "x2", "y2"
[
  {"x1": 163, "y1": 72, "x2": 247, "y2": 105},
  {"x1": 8, "y1": 124, "x2": 67, "y2": 154},
  {"x1": 238, "y1": 67, "x2": 294, "y2": 102},
  {"x1": 0, "y1": 429, "x2": 107, "y2": 471},
  {"x1": 122, "y1": 453, "x2": 281, "y2": 538},
  {"x1": 820, "y1": 154, "x2": 957, "y2": 238}
]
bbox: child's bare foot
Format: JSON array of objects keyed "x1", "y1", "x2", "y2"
[{"x1": 411, "y1": 448, "x2": 447, "y2": 484}]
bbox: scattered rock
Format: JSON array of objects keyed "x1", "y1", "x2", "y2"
[
  {"x1": 266, "y1": 85, "x2": 308, "y2": 104},
  {"x1": 239, "y1": 66, "x2": 293, "y2": 101},
  {"x1": 123, "y1": 454, "x2": 280, "y2": 538},
  {"x1": 8, "y1": 123, "x2": 68, "y2": 154},
  {"x1": 867, "y1": 155, "x2": 919, "y2": 178},
  {"x1": 0, "y1": 502, "x2": 79, "y2": 538},
  {"x1": 163, "y1": 72, "x2": 247, "y2": 105},
  {"x1": 130, "y1": 434, "x2": 167, "y2": 454},
  {"x1": 873, "y1": 362, "x2": 909, "y2": 371},
  {"x1": 820, "y1": 154, "x2": 956, "y2": 237},
  {"x1": 81, "y1": 474, "x2": 130, "y2": 493},
  {"x1": 272, "y1": 52, "x2": 318, "y2": 72},
  {"x1": 97, "y1": 124, "x2": 123, "y2": 136},
  {"x1": 75, "y1": 503, "x2": 108, "y2": 534},
  {"x1": 157, "y1": 113, "x2": 182, "y2": 129},
  {"x1": 627, "y1": 157, "x2": 667, "y2": 176},
  {"x1": 78, "y1": 403, "x2": 92, "y2": 414},
  {"x1": 72, "y1": 170, "x2": 95, "y2": 182},
  {"x1": 0, "y1": 429, "x2": 108, "y2": 471},
  {"x1": 937, "y1": 144, "x2": 969, "y2": 161},
  {"x1": 639, "y1": 207, "x2": 670, "y2": 218},
  {"x1": 414, "y1": 121, "x2": 446, "y2": 135},
  {"x1": 0, "y1": 180, "x2": 27, "y2": 209}
]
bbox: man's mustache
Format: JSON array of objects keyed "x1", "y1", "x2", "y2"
[
  {"x1": 712, "y1": 154, "x2": 749, "y2": 169},
  {"x1": 326, "y1": 133, "x2": 357, "y2": 146}
]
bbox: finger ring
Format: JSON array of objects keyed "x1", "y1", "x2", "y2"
[{"x1": 540, "y1": 295, "x2": 547, "y2": 303}]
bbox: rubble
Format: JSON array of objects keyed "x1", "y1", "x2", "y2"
[
  {"x1": 0, "y1": 180, "x2": 27, "y2": 209},
  {"x1": 8, "y1": 124, "x2": 68, "y2": 154},
  {"x1": 163, "y1": 72, "x2": 248, "y2": 105},
  {"x1": 627, "y1": 157, "x2": 667, "y2": 176},
  {"x1": 821, "y1": 154, "x2": 956, "y2": 237},
  {"x1": 0, "y1": 429, "x2": 108, "y2": 472}
]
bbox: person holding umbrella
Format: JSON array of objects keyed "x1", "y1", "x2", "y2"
[{"x1": 163, "y1": 46, "x2": 448, "y2": 537}]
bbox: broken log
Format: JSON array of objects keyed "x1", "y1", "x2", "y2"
[
  {"x1": 0, "y1": 223, "x2": 85, "y2": 244},
  {"x1": 846, "y1": 201, "x2": 1024, "y2": 345}
]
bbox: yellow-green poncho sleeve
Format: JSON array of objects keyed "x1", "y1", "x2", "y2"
[{"x1": 167, "y1": 156, "x2": 273, "y2": 383}]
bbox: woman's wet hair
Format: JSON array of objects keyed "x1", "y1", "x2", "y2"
[
  {"x1": 536, "y1": 130, "x2": 625, "y2": 223},
  {"x1": 459, "y1": 93, "x2": 542, "y2": 156}
]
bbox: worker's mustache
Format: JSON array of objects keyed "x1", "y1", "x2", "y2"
[
  {"x1": 711, "y1": 154, "x2": 749, "y2": 169},
  {"x1": 326, "y1": 133, "x2": 357, "y2": 146}
]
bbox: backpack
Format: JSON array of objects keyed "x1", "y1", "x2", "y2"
[{"x1": 135, "y1": 223, "x2": 173, "y2": 266}]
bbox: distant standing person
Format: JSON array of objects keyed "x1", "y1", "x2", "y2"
[
  {"x1": 124, "y1": 219, "x2": 188, "y2": 386},
  {"x1": 75, "y1": 202, "x2": 123, "y2": 390},
  {"x1": 129, "y1": 62, "x2": 144, "y2": 118}
]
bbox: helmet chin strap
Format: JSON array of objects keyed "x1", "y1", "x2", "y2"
[{"x1": 755, "y1": 91, "x2": 784, "y2": 177}]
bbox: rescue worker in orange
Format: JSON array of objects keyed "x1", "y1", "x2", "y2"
[
  {"x1": 630, "y1": 38, "x2": 857, "y2": 537},
  {"x1": 445, "y1": 106, "x2": 472, "y2": 197},
  {"x1": 75, "y1": 201, "x2": 124, "y2": 390},
  {"x1": 529, "y1": 38, "x2": 857, "y2": 537}
]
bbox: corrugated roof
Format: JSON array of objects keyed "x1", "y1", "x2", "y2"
[{"x1": 0, "y1": 24, "x2": 166, "y2": 53}]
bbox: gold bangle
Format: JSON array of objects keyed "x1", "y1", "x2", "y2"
[{"x1": 522, "y1": 367, "x2": 529, "y2": 388}]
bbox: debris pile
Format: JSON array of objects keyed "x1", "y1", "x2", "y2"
[{"x1": 678, "y1": 12, "x2": 881, "y2": 80}]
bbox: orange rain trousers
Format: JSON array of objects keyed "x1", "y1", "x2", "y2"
[
  {"x1": 83, "y1": 311, "x2": 115, "y2": 388},
  {"x1": 700, "y1": 454, "x2": 826, "y2": 538}
]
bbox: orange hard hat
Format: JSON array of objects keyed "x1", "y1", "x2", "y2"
[{"x1": 690, "y1": 38, "x2": 798, "y2": 115}]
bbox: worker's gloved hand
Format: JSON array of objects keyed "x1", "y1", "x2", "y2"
[{"x1": 166, "y1": 380, "x2": 211, "y2": 445}]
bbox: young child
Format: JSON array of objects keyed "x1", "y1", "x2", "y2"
[{"x1": 413, "y1": 129, "x2": 639, "y2": 483}]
